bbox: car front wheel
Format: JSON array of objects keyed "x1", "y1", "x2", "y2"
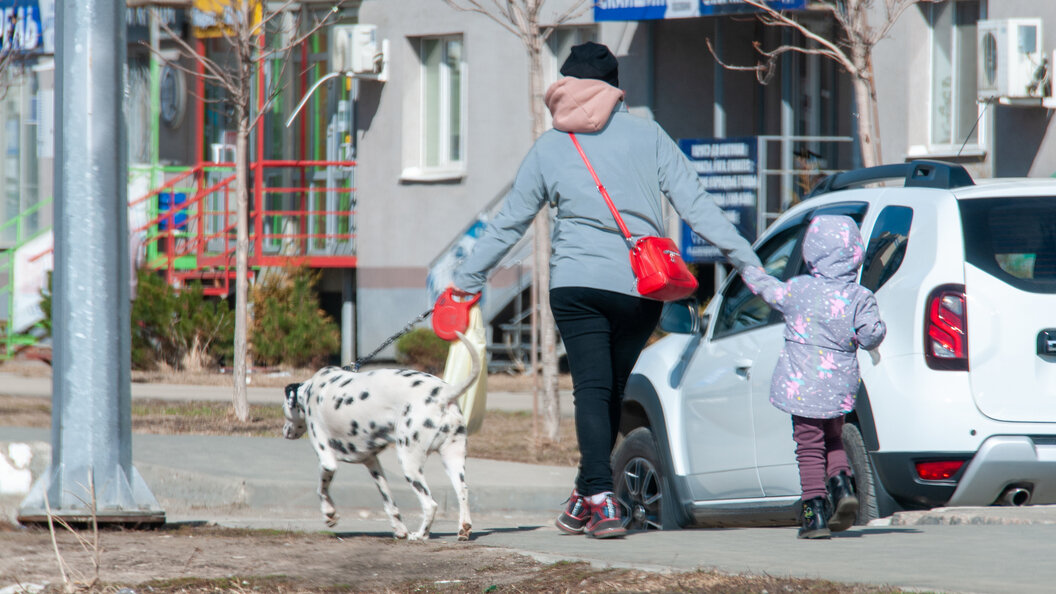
[{"x1": 612, "y1": 427, "x2": 667, "y2": 531}]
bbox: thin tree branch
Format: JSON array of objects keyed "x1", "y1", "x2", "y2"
[
  {"x1": 740, "y1": 0, "x2": 858, "y2": 75},
  {"x1": 443, "y1": 0, "x2": 521, "y2": 37}
]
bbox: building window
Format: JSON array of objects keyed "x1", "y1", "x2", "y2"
[
  {"x1": 930, "y1": 0, "x2": 982, "y2": 150},
  {"x1": 421, "y1": 36, "x2": 464, "y2": 171}
]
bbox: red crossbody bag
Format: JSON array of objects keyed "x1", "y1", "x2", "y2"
[{"x1": 569, "y1": 133, "x2": 698, "y2": 301}]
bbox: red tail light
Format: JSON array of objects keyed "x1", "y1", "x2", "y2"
[
  {"x1": 924, "y1": 285, "x2": 968, "y2": 371},
  {"x1": 915, "y1": 460, "x2": 966, "y2": 481}
]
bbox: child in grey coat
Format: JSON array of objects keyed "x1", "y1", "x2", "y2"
[{"x1": 740, "y1": 215, "x2": 886, "y2": 539}]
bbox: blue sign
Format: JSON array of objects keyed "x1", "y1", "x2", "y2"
[
  {"x1": 679, "y1": 137, "x2": 758, "y2": 263},
  {"x1": 1, "y1": 0, "x2": 53, "y2": 54},
  {"x1": 594, "y1": 0, "x2": 806, "y2": 21}
]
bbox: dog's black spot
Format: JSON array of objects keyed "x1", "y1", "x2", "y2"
[
  {"x1": 405, "y1": 418, "x2": 412, "y2": 428},
  {"x1": 380, "y1": 491, "x2": 389, "y2": 503},
  {"x1": 424, "y1": 397, "x2": 436, "y2": 405},
  {"x1": 411, "y1": 480, "x2": 428, "y2": 495},
  {"x1": 351, "y1": 420, "x2": 359, "y2": 431},
  {"x1": 317, "y1": 395, "x2": 323, "y2": 406},
  {"x1": 394, "y1": 513, "x2": 402, "y2": 521},
  {"x1": 334, "y1": 398, "x2": 343, "y2": 410},
  {"x1": 328, "y1": 439, "x2": 349, "y2": 455},
  {"x1": 423, "y1": 418, "x2": 436, "y2": 429},
  {"x1": 439, "y1": 424, "x2": 450, "y2": 433},
  {"x1": 318, "y1": 443, "x2": 325, "y2": 452},
  {"x1": 412, "y1": 379, "x2": 424, "y2": 387},
  {"x1": 369, "y1": 421, "x2": 376, "y2": 430},
  {"x1": 412, "y1": 431, "x2": 419, "y2": 442},
  {"x1": 348, "y1": 442, "x2": 357, "y2": 453},
  {"x1": 403, "y1": 404, "x2": 412, "y2": 416},
  {"x1": 431, "y1": 386, "x2": 442, "y2": 397},
  {"x1": 321, "y1": 367, "x2": 335, "y2": 376},
  {"x1": 344, "y1": 396, "x2": 356, "y2": 406},
  {"x1": 340, "y1": 377, "x2": 353, "y2": 387},
  {"x1": 459, "y1": 472, "x2": 465, "y2": 483},
  {"x1": 370, "y1": 470, "x2": 381, "y2": 479},
  {"x1": 309, "y1": 422, "x2": 316, "y2": 434},
  {"x1": 360, "y1": 391, "x2": 370, "y2": 401},
  {"x1": 454, "y1": 425, "x2": 467, "y2": 435}
]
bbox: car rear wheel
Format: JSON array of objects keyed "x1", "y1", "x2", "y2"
[
  {"x1": 612, "y1": 427, "x2": 665, "y2": 531},
  {"x1": 843, "y1": 421, "x2": 898, "y2": 524}
]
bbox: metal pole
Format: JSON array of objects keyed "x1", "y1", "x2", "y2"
[
  {"x1": 19, "y1": 0, "x2": 164, "y2": 524},
  {"x1": 713, "y1": 18, "x2": 727, "y2": 290}
]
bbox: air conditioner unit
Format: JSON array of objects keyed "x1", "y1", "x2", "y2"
[
  {"x1": 331, "y1": 24, "x2": 381, "y2": 75},
  {"x1": 978, "y1": 18, "x2": 1044, "y2": 99}
]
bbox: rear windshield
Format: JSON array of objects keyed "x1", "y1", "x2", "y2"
[{"x1": 960, "y1": 197, "x2": 1056, "y2": 294}]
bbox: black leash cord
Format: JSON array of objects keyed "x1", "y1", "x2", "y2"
[{"x1": 344, "y1": 307, "x2": 434, "y2": 372}]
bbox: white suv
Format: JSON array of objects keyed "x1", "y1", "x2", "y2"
[{"x1": 613, "y1": 160, "x2": 1056, "y2": 529}]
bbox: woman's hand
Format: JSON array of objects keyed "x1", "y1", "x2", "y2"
[{"x1": 448, "y1": 285, "x2": 477, "y2": 299}]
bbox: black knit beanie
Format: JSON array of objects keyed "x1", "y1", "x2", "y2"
[{"x1": 560, "y1": 41, "x2": 619, "y2": 88}]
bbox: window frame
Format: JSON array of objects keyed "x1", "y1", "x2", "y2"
[
  {"x1": 918, "y1": 0, "x2": 987, "y2": 158},
  {"x1": 405, "y1": 34, "x2": 466, "y2": 182}
]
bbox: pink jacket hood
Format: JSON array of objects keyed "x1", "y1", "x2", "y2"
[{"x1": 545, "y1": 77, "x2": 625, "y2": 133}]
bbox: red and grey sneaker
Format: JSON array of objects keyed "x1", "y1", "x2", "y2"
[
  {"x1": 585, "y1": 492, "x2": 626, "y2": 539},
  {"x1": 555, "y1": 489, "x2": 590, "y2": 534}
]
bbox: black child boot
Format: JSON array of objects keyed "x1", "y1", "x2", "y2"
[
  {"x1": 798, "y1": 497, "x2": 831, "y2": 539},
  {"x1": 826, "y1": 472, "x2": 859, "y2": 533}
]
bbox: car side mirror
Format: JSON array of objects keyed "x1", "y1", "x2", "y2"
[{"x1": 659, "y1": 299, "x2": 700, "y2": 334}]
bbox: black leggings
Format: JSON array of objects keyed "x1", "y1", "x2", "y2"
[{"x1": 550, "y1": 287, "x2": 663, "y2": 496}]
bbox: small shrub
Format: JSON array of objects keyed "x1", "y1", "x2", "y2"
[
  {"x1": 132, "y1": 270, "x2": 234, "y2": 370},
  {"x1": 251, "y1": 266, "x2": 340, "y2": 368},
  {"x1": 39, "y1": 269, "x2": 231, "y2": 370},
  {"x1": 395, "y1": 328, "x2": 449, "y2": 375}
]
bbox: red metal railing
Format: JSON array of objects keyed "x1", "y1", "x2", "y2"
[{"x1": 131, "y1": 159, "x2": 357, "y2": 296}]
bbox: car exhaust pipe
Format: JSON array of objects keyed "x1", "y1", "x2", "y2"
[{"x1": 997, "y1": 486, "x2": 1032, "y2": 507}]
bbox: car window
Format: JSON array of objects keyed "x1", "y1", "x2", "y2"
[
  {"x1": 712, "y1": 223, "x2": 803, "y2": 339},
  {"x1": 861, "y1": 206, "x2": 913, "y2": 291},
  {"x1": 960, "y1": 197, "x2": 1056, "y2": 293}
]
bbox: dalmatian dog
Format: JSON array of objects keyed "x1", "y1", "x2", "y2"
[{"x1": 282, "y1": 332, "x2": 481, "y2": 541}]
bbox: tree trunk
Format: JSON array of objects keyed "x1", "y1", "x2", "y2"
[
  {"x1": 851, "y1": 53, "x2": 883, "y2": 168},
  {"x1": 232, "y1": 116, "x2": 251, "y2": 422},
  {"x1": 526, "y1": 34, "x2": 560, "y2": 441}
]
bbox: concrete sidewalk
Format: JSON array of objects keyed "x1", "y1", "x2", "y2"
[
  {"x1": 8, "y1": 374, "x2": 1056, "y2": 592},
  {"x1": 5, "y1": 424, "x2": 1056, "y2": 593}
]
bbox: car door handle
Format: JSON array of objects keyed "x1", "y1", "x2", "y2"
[{"x1": 735, "y1": 359, "x2": 753, "y2": 380}]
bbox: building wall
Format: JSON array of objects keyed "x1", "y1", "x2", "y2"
[
  {"x1": 873, "y1": 0, "x2": 1056, "y2": 178},
  {"x1": 352, "y1": 0, "x2": 586, "y2": 354}
]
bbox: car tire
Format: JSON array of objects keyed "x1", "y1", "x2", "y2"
[
  {"x1": 843, "y1": 421, "x2": 899, "y2": 524},
  {"x1": 612, "y1": 426, "x2": 684, "y2": 530}
]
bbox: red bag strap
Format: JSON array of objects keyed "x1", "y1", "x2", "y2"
[{"x1": 569, "y1": 132, "x2": 635, "y2": 247}]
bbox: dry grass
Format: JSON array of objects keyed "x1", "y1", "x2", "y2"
[{"x1": 0, "y1": 394, "x2": 580, "y2": 467}]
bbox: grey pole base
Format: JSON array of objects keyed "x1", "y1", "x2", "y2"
[{"x1": 17, "y1": 463, "x2": 165, "y2": 526}]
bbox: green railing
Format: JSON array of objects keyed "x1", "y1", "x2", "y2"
[{"x1": 0, "y1": 197, "x2": 54, "y2": 360}]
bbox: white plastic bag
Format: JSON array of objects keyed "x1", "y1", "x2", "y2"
[{"x1": 443, "y1": 304, "x2": 488, "y2": 434}]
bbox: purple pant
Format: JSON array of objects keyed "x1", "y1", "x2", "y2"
[{"x1": 792, "y1": 415, "x2": 851, "y2": 500}]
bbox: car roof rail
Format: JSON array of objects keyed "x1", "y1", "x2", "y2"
[{"x1": 807, "y1": 160, "x2": 975, "y2": 198}]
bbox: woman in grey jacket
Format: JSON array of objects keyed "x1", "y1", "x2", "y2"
[{"x1": 451, "y1": 42, "x2": 760, "y2": 539}]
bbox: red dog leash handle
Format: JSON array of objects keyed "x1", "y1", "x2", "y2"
[{"x1": 432, "y1": 288, "x2": 481, "y2": 341}]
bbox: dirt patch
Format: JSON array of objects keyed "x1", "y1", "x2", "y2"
[
  {"x1": 0, "y1": 395, "x2": 580, "y2": 467},
  {"x1": 0, "y1": 523, "x2": 893, "y2": 593}
]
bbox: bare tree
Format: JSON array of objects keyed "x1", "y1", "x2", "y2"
[
  {"x1": 709, "y1": 0, "x2": 937, "y2": 168},
  {"x1": 149, "y1": 0, "x2": 341, "y2": 420},
  {"x1": 0, "y1": 27, "x2": 25, "y2": 100},
  {"x1": 443, "y1": 0, "x2": 590, "y2": 442}
]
